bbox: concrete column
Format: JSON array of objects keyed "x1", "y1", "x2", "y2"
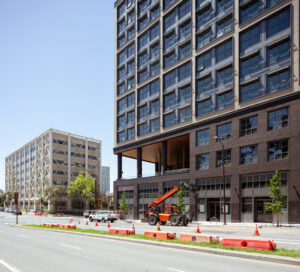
[
  {"x1": 161, "y1": 140, "x2": 167, "y2": 174},
  {"x1": 230, "y1": 174, "x2": 241, "y2": 222},
  {"x1": 118, "y1": 154, "x2": 123, "y2": 179},
  {"x1": 137, "y1": 147, "x2": 142, "y2": 178},
  {"x1": 133, "y1": 184, "x2": 138, "y2": 220}
]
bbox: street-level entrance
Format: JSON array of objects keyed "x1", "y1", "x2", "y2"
[
  {"x1": 255, "y1": 197, "x2": 272, "y2": 223},
  {"x1": 208, "y1": 198, "x2": 220, "y2": 221}
]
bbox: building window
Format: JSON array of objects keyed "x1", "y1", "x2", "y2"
[
  {"x1": 217, "y1": 0, "x2": 232, "y2": 14},
  {"x1": 240, "y1": 0, "x2": 259, "y2": 24},
  {"x1": 267, "y1": 69, "x2": 290, "y2": 93},
  {"x1": 118, "y1": 115, "x2": 126, "y2": 129},
  {"x1": 216, "y1": 39, "x2": 232, "y2": 63},
  {"x1": 217, "y1": 123, "x2": 231, "y2": 141},
  {"x1": 138, "y1": 123, "x2": 148, "y2": 136},
  {"x1": 138, "y1": 32, "x2": 148, "y2": 50},
  {"x1": 216, "y1": 149, "x2": 231, "y2": 167},
  {"x1": 150, "y1": 24, "x2": 160, "y2": 40},
  {"x1": 268, "y1": 139, "x2": 288, "y2": 160},
  {"x1": 240, "y1": 145, "x2": 257, "y2": 164},
  {"x1": 150, "y1": 5, "x2": 160, "y2": 21},
  {"x1": 118, "y1": 97, "x2": 126, "y2": 113},
  {"x1": 196, "y1": 75, "x2": 211, "y2": 98},
  {"x1": 127, "y1": 111, "x2": 135, "y2": 124},
  {"x1": 266, "y1": 0, "x2": 282, "y2": 8},
  {"x1": 217, "y1": 66, "x2": 232, "y2": 86},
  {"x1": 127, "y1": 10, "x2": 135, "y2": 25},
  {"x1": 242, "y1": 198, "x2": 252, "y2": 213},
  {"x1": 164, "y1": 0, "x2": 176, "y2": 10},
  {"x1": 268, "y1": 108, "x2": 288, "y2": 130},
  {"x1": 150, "y1": 43, "x2": 160, "y2": 60},
  {"x1": 179, "y1": 85, "x2": 191, "y2": 103},
  {"x1": 196, "y1": 51, "x2": 211, "y2": 72},
  {"x1": 150, "y1": 100, "x2": 159, "y2": 114},
  {"x1": 138, "y1": 105, "x2": 148, "y2": 120},
  {"x1": 197, "y1": 98, "x2": 212, "y2": 116},
  {"x1": 138, "y1": 86, "x2": 148, "y2": 102},
  {"x1": 240, "y1": 116, "x2": 257, "y2": 136},
  {"x1": 117, "y1": 2, "x2": 125, "y2": 18},
  {"x1": 179, "y1": 42, "x2": 191, "y2": 60},
  {"x1": 217, "y1": 90, "x2": 233, "y2": 110},
  {"x1": 127, "y1": 61, "x2": 135, "y2": 75},
  {"x1": 127, "y1": 93, "x2": 135, "y2": 106},
  {"x1": 240, "y1": 80, "x2": 260, "y2": 102},
  {"x1": 179, "y1": 0, "x2": 191, "y2": 19},
  {"x1": 127, "y1": 128, "x2": 135, "y2": 140},
  {"x1": 196, "y1": 5, "x2": 212, "y2": 30},
  {"x1": 150, "y1": 118, "x2": 160, "y2": 132},
  {"x1": 197, "y1": 177, "x2": 231, "y2": 191},
  {"x1": 240, "y1": 53, "x2": 260, "y2": 77},
  {"x1": 138, "y1": 69, "x2": 148, "y2": 83},
  {"x1": 179, "y1": 20, "x2": 191, "y2": 40},
  {"x1": 240, "y1": 25, "x2": 260, "y2": 51},
  {"x1": 164, "y1": 31, "x2": 176, "y2": 50},
  {"x1": 150, "y1": 61, "x2": 160, "y2": 76},
  {"x1": 127, "y1": 27, "x2": 135, "y2": 40},
  {"x1": 267, "y1": 39, "x2": 290, "y2": 65},
  {"x1": 197, "y1": 28, "x2": 211, "y2": 49},
  {"x1": 117, "y1": 83, "x2": 126, "y2": 96},
  {"x1": 164, "y1": 70, "x2": 176, "y2": 90},
  {"x1": 179, "y1": 107, "x2": 191, "y2": 123},
  {"x1": 127, "y1": 77, "x2": 135, "y2": 90},
  {"x1": 196, "y1": 153, "x2": 209, "y2": 170},
  {"x1": 164, "y1": 9, "x2": 176, "y2": 31},
  {"x1": 241, "y1": 172, "x2": 288, "y2": 189},
  {"x1": 266, "y1": 8, "x2": 290, "y2": 38},
  {"x1": 150, "y1": 79, "x2": 160, "y2": 95},
  {"x1": 164, "y1": 51, "x2": 176, "y2": 68},
  {"x1": 196, "y1": 128, "x2": 209, "y2": 146},
  {"x1": 138, "y1": 51, "x2": 148, "y2": 67},
  {"x1": 164, "y1": 92, "x2": 176, "y2": 109},
  {"x1": 164, "y1": 111, "x2": 177, "y2": 127},
  {"x1": 127, "y1": 43, "x2": 135, "y2": 57},
  {"x1": 216, "y1": 15, "x2": 232, "y2": 38},
  {"x1": 178, "y1": 62, "x2": 191, "y2": 82},
  {"x1": 118, "y1": 131, "x2": 126, "y2": 143}
]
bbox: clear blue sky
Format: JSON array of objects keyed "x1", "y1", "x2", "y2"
[{"x1": 0, "y1": 0, "x2": 119, "y2": 191}]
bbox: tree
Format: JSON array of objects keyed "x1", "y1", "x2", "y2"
[
  {"x1": 119, "y1": 191, "x2": 127, "y2": 218},
  {"x1": 0, "y1": 190, "x2": 4, "y2": 206},
  {"x1": 265, "y1": 170, "x2": 284, "y2": 227},
  {"x1": 44, "y1": 186, "x2": 67, "y2": 212},
  {"x1": 175, "y1": 182, "x2": 185, "y2": 214},
  {"x1": 67, "y1": 172, "x2": 95, "y2": 211}
]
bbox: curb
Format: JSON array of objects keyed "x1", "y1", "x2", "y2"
[{"x1": 12, "y1": 224, "x2": 300, "y2": 267}]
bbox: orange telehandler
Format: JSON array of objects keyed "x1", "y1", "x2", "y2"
[{"x1": 147, "y1": 182, "x2": 195, "y2": 226}]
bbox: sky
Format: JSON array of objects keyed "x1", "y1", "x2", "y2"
[{"x1": 0, "y1": 0, "x2": 148, "y2": 192}]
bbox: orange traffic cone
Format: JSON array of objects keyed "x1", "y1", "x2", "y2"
[
  {"x1": 86, "y1": 221, "x2": 88, "y2": 225},
  {"x1": 196, "y1": 223, "x2": 200, "y2": 233},
  {"x1": 254, "y1": 224, "x2": 259, "y2": 236},
  {"x1": 156, "y1": 222, "x2": 161, "y2": 231},
  {"x1": 107, "y1": 222, "x2": 111, "y2": 228},
  {"x1": 95, "y1": 221, "x2": 98, "y2": 226}
]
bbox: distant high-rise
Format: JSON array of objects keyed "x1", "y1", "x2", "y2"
[
  {"x1": 5, "y1": 129, "x2": 102, "y2": 210},
  {"x1": 113, "y1": 0, "x2": 300, "y2": 223},
  {"x1": 100, "y1": 166, "x2": 111, "y2": 194}
]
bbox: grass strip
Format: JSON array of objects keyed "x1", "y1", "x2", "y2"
[{"x1": 23, "y1": 224, "x2": 300, "y2": 259}]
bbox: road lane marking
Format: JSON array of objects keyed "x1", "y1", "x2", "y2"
[
  {"x1": 276, "y1": 241, "x2": 300, "y2": 245},
  {"x1": 0, "y1": 259, "x2": 21, "y2": 272},
  {"x1": 60, "y1": 243, "x2": 82, "y2": 250},
  {"x1": 168, "y1": 268, "x2": 186, "y2": 272},
  {"x1": 18, "y1": 234, "x2": 29, "y2": 238}
]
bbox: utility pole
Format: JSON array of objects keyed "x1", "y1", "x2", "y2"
[
  {"x1": 214, "y1": 136, "x2": 226, "y2": 225},
  {"x1": 14, "y1": 192, "x2": 18, "y2": 224}
]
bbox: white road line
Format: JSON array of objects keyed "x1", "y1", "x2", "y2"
[
  {"x1": 18, "y1": 234, "x2": 29, "y2": 238},
  {"x1": 168, "y1": 268, "x2": 186, "y2": 272},
  {"x1": 60, "y1": 243, "x2": 82, "y2": 250},
  {"x1": 0, "y1": 259, "x2": 21, "y2": 272},
  {"x1": 276, "y1": 241, "x2": 300, "y2": 245}
]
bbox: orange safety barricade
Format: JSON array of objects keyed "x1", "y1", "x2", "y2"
[
  {"x1": 144, "y1": 231, "x2": 176, "y2": 240},
  {"x1": 180, "y1": 233, "x2": 219, "y2": 243},
  {"x1": 109, "y1": 229, "x2": 135, "y2": 235},
  {"x1": 221, "y1": 238, "x2": 276, "y2": 251}
]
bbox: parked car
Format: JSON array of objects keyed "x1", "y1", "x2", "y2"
[
  {"x1": 0, "y1": 207, "x2": 5, "y2": 212},
  {"x1": 4, "y1": 208, "x2": 10, "y2": 212},
  {"x1": 89, "y1": 210, "x2": 117, "y2": 223},
  {"x1": 83, "y1": 210, "x2": 94, "y2": 218},
  {"x1": 12, "y1": 210, "x2": 22, "y2": 215}
]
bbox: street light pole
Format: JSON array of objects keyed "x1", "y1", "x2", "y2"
[{"x1": 214, "y1": 136, "x2": 226, "y2": 225}]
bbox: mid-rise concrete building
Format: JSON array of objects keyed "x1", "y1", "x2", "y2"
[
  {"x1": 113, "y1": 0, "x2": 300, "y2": 223},
  {"x1": 100, "y1": 166, "x2": 111, "y2": 194},
  {"x1": 5, "y1": 129, "x2": 102, "y2": 210}
]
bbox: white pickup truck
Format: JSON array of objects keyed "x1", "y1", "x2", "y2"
[{"x1": 89, "y1": 210, "x2": 118, "y2": 223}]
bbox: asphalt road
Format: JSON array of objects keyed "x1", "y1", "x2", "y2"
[
  {"x1": 0, "y1": 215, "x2": 299, "y2": 272},
  {"x1": 1, "y1": 212, "x2": 300, "y2": 250}
]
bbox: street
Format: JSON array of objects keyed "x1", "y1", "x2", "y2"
[{"x1": 1, "y1": 213, "x2": 300, "y2": 272}]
